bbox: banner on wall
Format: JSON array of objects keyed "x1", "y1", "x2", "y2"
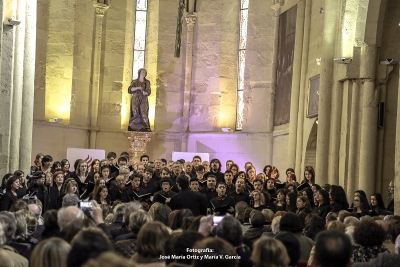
[
  {"x1": 172, "y1": 152, "x2": 209, "y2": 163},
  {"x1": 66, "y1": 148, "x2": 106, "y2": 171}
]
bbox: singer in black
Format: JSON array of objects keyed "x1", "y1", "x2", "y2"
[
  {"x1": 228, "y1": 177, "x2": 250, "y2": 205},
  {"x1": 153, "y1": 178, "x2": 176, "y2": 204},
  {"x1": 210, "y1": 182, "x2": 235, "y2": 215}
]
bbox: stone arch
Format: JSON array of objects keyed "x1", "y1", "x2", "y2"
[{"x1": 304, "y1": 119, "x2": 318, "y2": 169}]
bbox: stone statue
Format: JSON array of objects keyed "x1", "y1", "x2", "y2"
[{"x1": 128, "y1": 68, "x2": 151, "y2": 132}]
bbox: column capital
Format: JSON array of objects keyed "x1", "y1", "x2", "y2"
[
  {"x1": 185, "y1": 12, "x2": 198, "y2": 26},
  {"x1": 271, "y1": 3, "x2": 282, "y2": 16},
  {"x1": 93, "y1": 2, "x2": 110, "y2": 15}
]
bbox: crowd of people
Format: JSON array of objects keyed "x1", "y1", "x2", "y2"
[{"x1": 0, "y1": 151, "x2": 399, "y2": 267}]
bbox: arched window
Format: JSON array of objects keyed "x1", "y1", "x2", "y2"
[{"x1": 132, "y1": 0, "x2": 149, "y2": 78}]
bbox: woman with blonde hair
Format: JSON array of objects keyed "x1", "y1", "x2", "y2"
[
  {"x1": 251, "y1": 236, "x2": 290, "y2": 267},
  {"x1": 62, "y1": 178, "x2": 79, "y2": 197},
  {"x1": 30, "y1": 237, "x2": 71, "y2": 267}
]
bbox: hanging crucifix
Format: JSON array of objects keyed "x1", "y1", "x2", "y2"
[{"x1": 174, "y1": 0, "x2": 197, "y2": 58}]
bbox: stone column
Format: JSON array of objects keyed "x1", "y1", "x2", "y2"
[
  {"x1": 395, "y1": 69, "x2": 400, "y2": 215},
  {"x1": 358, "y1": 44, "x2": 378, "y2": 197},
  {"x1": 295, "y1": 0, "x2": 311, "y2": 175},
  {"x1": 180, "y1": 12, "x2": 197, "y2": 152},
  {"x1": 346, "y1": 81, "x2": 360, "y2": 197},
  {"x1": 19, "y1": 0, "x2": 37, "y2": 173},
  {"x1": 267, "y1": 3, "x2": 282, "y2": 164},
  {"x1": 315, "y1": 0, "x2": 340, "y2": 184},
  {"x1": 0, "y1": 0, "x2": 17, "y2": 175},
  {"x1": 9, "y1": 0, "x2": 26, "y2": 172},
  {"x1": 89, "y1": 2, "x2": 110, "y2": 149},
  {"x1": 287, "y1": 0, "x2": 305, "y2": 170}
]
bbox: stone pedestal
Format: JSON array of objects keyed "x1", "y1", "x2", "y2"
[{"x1": 124, "y1": 131, "x2": 153, "y2": 165}]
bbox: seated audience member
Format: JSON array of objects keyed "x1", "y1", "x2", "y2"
[
  {"x1": 131, "y1": 222, "x2": 170, "y2": 266},
  {"x1": 192, "y1": 237, "x2": 239, "y2": 267},
  {"x1": 166, "y1": 232, "x2": 204, "y2": 266},
  {"x1": 112, "y1": 201, "x2": 143, "y2": 240},
  {"x1": 243, "y1": 210, "x2": 269, "y2": 243},
  {"x1": 57, "y1": 206, "x2": 85, "y2": 238},
  {"x1": 314, "y1": 230, "x2": 353, "y2": 267},
  {"x1": 303, "y1": 214, "x2": 326, "y2": 241},
  {"x1": 276, "y1": 212, "x2": 314, "y2": 261},
  {"x1": 115, "y1": 211, "x2": 152, "y2": 258},
  {"x1": 327, "y1": 220, "x2": 345, "y2": 232},
  {"x1": 41, "y1": 210, "x2": 60, "y2": 239},
  {"x1": 210, "y1": 182, "x2": 235, "y2": 215},
  {"x1": 81, "y1": 252, "x2": 133, "y2": 267},
  {"x1": 153, "y1": 204, "x2": 172, "y2": 229},
  {"x1": 62, "y1": 193, "x2": 80, "y2": 207},
  {"x1": 153, "y1": 178, "x2": 176, "y2": 204},
  {"x1": 67, "y1": 228, "x2": 113, "y2": 267},
  {"x1": 12, "y1": 210, "x2": 38, "y2": 259},
  {"x1": 28, "y1": 203, "x2": 44, "y2": 239},
  {"x1": 251, "y1": 237, "x2": 290, "y2": 267},
  {"x1": 352, "y1": 220, "x2": 389, "y2": 263},
  {"x1": 325, "y1": 212, "x2": 338, "y2": 226},
  {"x1": 169, "y1": 209, "x2": 193, "y2": 233},
  {"x1": 30, "y1": 237, "x2": 70, "y2": 267},
  {"x1": 0, "y1": 214, "x2": 29, "y2": 267},
  {"x1": 274, "y1": 232, "x2": 301, "y2": 267},
  {"x1": 169, "y1": 175, "x2": 208, "y2": 216},
  {"x1": 216, "y1": 216, "x2": 252, "y2": 267}
]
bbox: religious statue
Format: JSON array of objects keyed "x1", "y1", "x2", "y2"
[{"x1": 128, "y1": 68, "x2": 151, "y2": 132}]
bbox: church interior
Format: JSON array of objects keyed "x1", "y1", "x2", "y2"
[{"x1": 0, "y1": 0, "x2": 399, "y2": 209}]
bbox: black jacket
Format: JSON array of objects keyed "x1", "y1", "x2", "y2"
[{"x1": 169, "y1": 188, "x2": 208, "y2": 216}]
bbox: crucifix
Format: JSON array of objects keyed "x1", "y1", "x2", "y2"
[{"x1": 174, "y1": 0, "x2": 197, "y2": 58}]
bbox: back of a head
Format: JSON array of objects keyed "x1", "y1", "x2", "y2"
[
  {"x1": 82, "y1": 252, "x2": 133, "y2": 267},
  {"x1": 67, "y1": 228, "x2": 113, "y2": 267},
  {"x1": 0, "y1": 214, "x2": 16, "y2": 243},
  {"x1": 353, "y1": 219, "x2": 386, "y2": 247},
  {"x1": 280, "y1": 213, "x2": 303, "y2": 233},
  {"x1": 172, "y1": 231, "x2": 204, "y2": 264},
  {"x1": 192, "y1": 237, "x2": 238, "y2": 267},
  {"x1": 58, "y1": 206, "x2": 84, "y2": 231},
  {"x1": 216, "y1": 216, "x2": 243, "y2": 247},
  {"x1": 315, "y1": 230, "x2": 352, "y2": 267},
  {"x1": 250, "y1": 210, "x2": 266, "y2": 228},
  {"x1": 177, "y1": 174, "x2": 189, "y2": 189},
  {"x1": 129, "y1": 211, "x2": 152, "y2": 234},
  {"x1": 136, "y1": 221, "x2": 170, "y2": 259},
  {"x1": 62, "y1": 194, "x2": 80, "y2": 207},
  {"x1": 274, "y1": 231, "x2": 301, "y2": 266},
  {"x1": 251, "y1": 236, "x2": 290, "y2": 267},
  {"x1": 30, "y1": 237, "x2": 71, "y2": 267},
  {"x1": 124, "y1": 201, "x2": 143, "y2": 224}
]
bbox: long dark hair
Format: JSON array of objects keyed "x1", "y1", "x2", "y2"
[
  {"x1": 370, "y1": 193, "x2": 386, "y2": 210},
  {"x1": 353, "y1": 195, "x2": 370, "y2": 212},
  {"x1": 318, "y1": 189, "x2": 330, "y2": 206},
  {"x1": 330, "y1": 185, "x2": 349, "y2": 209}
]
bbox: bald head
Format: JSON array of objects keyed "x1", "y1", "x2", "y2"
[
  {"x1": 28, "y1": 204, "x2": 41, "y2": 218},
  {"x1": 57, "y1": 206, "x2": 84, "y2": 231},
  {"x1": 375, "y1": 219, "x2": 389, "y2": 233}
]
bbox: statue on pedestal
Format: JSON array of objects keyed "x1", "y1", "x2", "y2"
[{"x1": 128, "y1": 68, "x2": 151, "y2": 132}]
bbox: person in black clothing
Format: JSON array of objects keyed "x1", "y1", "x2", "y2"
[
  {"x1": 170, "y1": 161, "x2": 184, "y2": 192},
  {"x1": 189, "y1": 178, "x2": 200, "y2": 193},
  {"x1": 229, "y1": 177, "x2": 250, "y2": 205},
  {"x1": 95, "y1": 185, "x2": 112, "y2": 205},
  {"x1": 312, "y1": 189, "x2": 331, "y2": 219},
  {"x1": 0, "y1": 176, "x2": 21, "y2": 211},
  {"x1": 352, "y1": 194, "x2": 370, "y2": 218},
  {"x1": 224, "y1": 170, "x2": 236, "y2": 195},
  {"x1": 48, "y1": 171, "x2": 65, "y2": 210},
  {"x1": 153, "y1": 178, "x2": 176, "y2": 204},
  {"x1": 125, "y1": 175, "x2": 148, "y2": 202},
  {"x1": 370, "y1": 192, "x2": 392, "y2": 216},
  {"x1": 169, "y1": 175, "x2": 208, "y2": 216},
  {"x1": 210, "y1": 182, "x2": 235, "y2": 215},
  {"x1": 253, "y1": 178, "x2": 271, "y2": 206},
  {"x1": 195, "y1": 165, "x2": 207, "y2": 190},
  {"x1": 203, "y1": 159, "x2": 224, "y2": 183},
  {"x1": 200, "y1": 175, "x2": 218, "y2": 206},
  {"x1": 265, "y1": 178, "x2": 277, "y2": 199},
  {"x1": 329, "y1": 185, "x2": 349, "y2": 212},
  {"x1": 387, "y1": 180, "x2": 394, "y2": 212},
  {"x1": 107, "y1": 151, "x2": 118, "y2": 174},
  {"x1": 109, "y1": 175, "x2": 129, "y2": 202},
  {"x1": 139, "y1": 167, "x2": 158, "y2": 195}
]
